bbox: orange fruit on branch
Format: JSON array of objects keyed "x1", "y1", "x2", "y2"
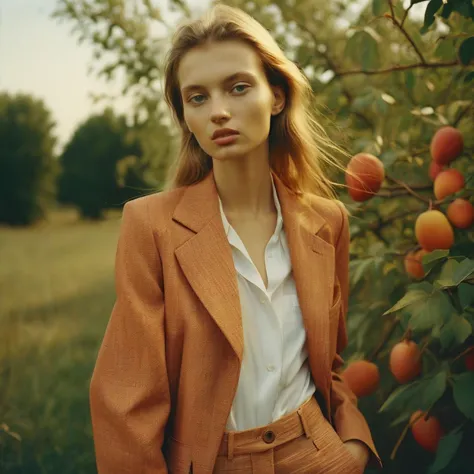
[
  {"x1": 415, "y1": 210, "x2": 454, "y2": 251},
  {"x1": 429, "y1": 161, "x2": 444, "y2": 181},
  {"x1": 410, "y1": 411, "x2": 444, "y2": 452},
  {"x1": 447, "y1": 199, "x2": 474, "y2": 229},
  {"x1": 390, "y1": 340, "x2": 422, "y2": 384},
  {"x1": 404, "y1": 249, "x2": 429, "y2": 279},
  {"x1": 434, "y1": 169, "x2": 465, "y2": 200},
  {"x1": 345, "y1": 153, "x2": 385, "y2": 202},
  {"x1": 465, "y1": 348, "x2": 474, "y2": 372},
  {"x1": 342, "y1": 360, "x2": 380, "y2": 397},
  {"x1": 430, "y1": 126, "x2": 464, "y2": 165}
]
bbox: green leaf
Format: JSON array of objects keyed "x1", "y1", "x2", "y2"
[
  {"x1": 379, "y1": 382, "x2": 420, "y2": 413},
  {"x1": 345, "y1": 31, "x2": 380, "y2": 70},
  {"x1": 350, "y1": 258, "x2": 374, "y2": 286},
  {"x1": 351, "y1": 93, "x2": 374, "y2": 112},
  {"x1": 380, "y1": 150, "x2": 402, "y2": 167},
  {"x1": 459, "y1": 37, "x2": 474, "y2": 66},
  {"x1": 383, "y1": 283, "x2": 431, "y2": 315},
  {"x1": 435, "y1": 38, "x2": 456, "y2": 60},
  {"x1": 422, "y1": 250, "x2": 449, "y2": 273},
  {"x1": 464, "y1": 71, "x2": 474, "y2": 83},
  {"x1": 452, "y1": 1, "x2": 474, "y2": 18},
  {"x1": 409, "y1": 290, "x2": 453, "y2": 330},
  {"x1": 453, "y1": 259, "x2": 474, "y2": 285},
  {"x1": 435, "y1": 259, "x2": 462, "y2": 288},
  {"x1": 372, "y1": 0, "x2": 389, "y2": 16},
  {"x1": 405, "y1": 70, "x2": 416, "y2": 90},
  {"x1": 439, "y1": 315, "x2": 472, "y2": 350},
  {"x1": 428, "y1": 428, "x2": 463, "y2": 474},
  {"x1": 375, "y1": 96, "x2": 389, "y2": 115},
  {"x1": 420, "y1": 370, "x2": 448, "y2": 407},
  {"x1": 380, "y1": 371, "x2": 447, "y2": 413},
  {"x1": 422, "y1": 0, "x2": 443, "y2": 33},
  {"x1": 453, "y1": 373, "x2": 474, "y2": 420},
  {"x1": 389, "y1": 411, "x2": 412, "y2": 427},
  {"x1": 459, "y1": 283, "x2": 474, "y2": 310}
]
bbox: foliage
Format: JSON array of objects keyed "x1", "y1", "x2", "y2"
[
  {"x1": 0, "y1": 92, "x2": 58, "y2": 225},
  {"x1": 58, "y1": 108, "x2": 147, "y2": 219}
]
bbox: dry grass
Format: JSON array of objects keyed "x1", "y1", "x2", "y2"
[{"x1": 0, "y1": 208, "x2": 122, "y2": 473}]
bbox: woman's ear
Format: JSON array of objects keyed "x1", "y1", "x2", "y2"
[{"x1": 271, "y1": 86, "x2": 285, "y2": 116}]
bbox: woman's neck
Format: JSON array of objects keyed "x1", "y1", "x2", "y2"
[{"x1": 213, "y1": 153, "x2": 275, "y2": 218}]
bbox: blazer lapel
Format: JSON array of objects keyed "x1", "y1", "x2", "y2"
[
  {"x1": 172, "y1": 170, "x2": 336, "y2": 396},
  {"x1": 173, "y1": 171, "x2": 244, "y2": 361}
]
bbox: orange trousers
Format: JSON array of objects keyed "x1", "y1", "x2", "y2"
[{"x1": 213, "y1": 396, "x2": 363, "y2": 474}]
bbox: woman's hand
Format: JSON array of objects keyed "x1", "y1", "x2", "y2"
[{"x1": 343, "y1": 439, "x2": 369, "y2": 471}]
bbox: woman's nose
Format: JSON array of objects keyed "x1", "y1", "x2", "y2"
[{"x1": 210, "y1": 99, "x2": 231, "y2": 123}]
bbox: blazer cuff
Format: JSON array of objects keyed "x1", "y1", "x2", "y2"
[
  {"x1": 334, "y1": 405, "x2": 382, "y2": 469},
  {"x1": 342, "y1": 438, "x2": 383, "y2": 470}
]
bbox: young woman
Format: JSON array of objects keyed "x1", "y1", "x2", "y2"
[{"x1": 90, "y1": 4, "x2": 382, "y2": 473}]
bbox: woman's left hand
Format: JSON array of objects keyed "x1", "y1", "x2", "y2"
[{"x1": 343, "y1": 439, "x2": 370, "y2": 471}]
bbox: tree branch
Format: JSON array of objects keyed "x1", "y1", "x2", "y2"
[
  {"x1": 453, "y1": 102, "x2": 474, "y2": 127},
  {"x1": 385, "y1": 12, "x2": 426, "y2": 64},
  {"x1": 401, "y1": 3, "x2": 414, "y2": 28},
  {"x1": 385, "y1": 176, "x2": 432, "y2": 203},
  {"x1": 333, "y1": 60, "x2": 459, "y2": 78}
]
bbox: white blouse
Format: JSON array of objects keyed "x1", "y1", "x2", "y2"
[{"x1": 219, "y1": 175, "x2": 316, "y2": 431}]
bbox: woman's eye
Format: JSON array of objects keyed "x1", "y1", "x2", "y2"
[
  {"x1": 189, "y1": 94, "x2": 205, "y2": 104},
  {"x1": 232, "y1": 84, "x2": 249, "y2": 93}
]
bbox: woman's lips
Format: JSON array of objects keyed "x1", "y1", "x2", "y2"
[{"x1": 213, "y1": 133, "x2": 239, "y2": 146}]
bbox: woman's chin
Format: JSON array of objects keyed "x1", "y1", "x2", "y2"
[{"x1": 210, "y1": 145, "x2": 246, "y2": 162}]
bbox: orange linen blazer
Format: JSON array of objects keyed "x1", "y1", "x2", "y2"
[{"x1": 90, "y1": 170, "x2": 381, "y2": 474}]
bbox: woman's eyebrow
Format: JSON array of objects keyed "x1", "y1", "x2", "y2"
[{"x1": 181, "y1": 71, "x2": 256, "y2": 94}]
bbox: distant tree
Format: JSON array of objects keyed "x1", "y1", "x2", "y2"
[
  {"x1": 0, "y1": 92, "x2": 57, "y2": 225},
  {"x1": 58, "y1": 108, "x2": 146, "y2": 219}
]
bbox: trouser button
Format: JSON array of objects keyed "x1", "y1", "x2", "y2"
[{"x1": 262, "y1": 430, "x2": 276, "y2": 443}]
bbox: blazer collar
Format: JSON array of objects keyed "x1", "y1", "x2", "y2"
[{"x1": 172, "y1": 169, "x2": 326, "y2": 237}]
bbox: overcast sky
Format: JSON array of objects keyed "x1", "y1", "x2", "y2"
[{"x1": 0, "y1": 0, "x2": 424, "y2": 152}]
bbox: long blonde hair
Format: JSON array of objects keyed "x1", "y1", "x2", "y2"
[{"x1": 163, "y1": 3, "x2": 346, "y2": 203}]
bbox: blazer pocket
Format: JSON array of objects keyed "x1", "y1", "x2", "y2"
[{"x1": 168, "y1": 437, "x2": 192, "y2": 474}]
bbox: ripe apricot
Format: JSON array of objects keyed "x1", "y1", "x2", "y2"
[
  {"x1": 410, "y1": 411, "x2": 444, "y2": 452},
  {"x1": 434, "y1": 169, "x2": 465, "y2": 200},
  {"x1": 342, "y1": 360, "x2": 380, "y2": 397},
  {"x1": 447, "y1": 199, "x2": 474, "y2": 229},
  {"x1": 465, "y1": 348, "x2": 474, "y2": 371},
  {"x1": 429, "y1": 161, "x2": 444, "y2": 181},
  {"x1": 430, "y1": 126, "x2": 464, "y2": 165},
  {"x1": 345, "y1": 153, "x2": 385, "y2": 202},
  {"x1": 415, "y1": 210, "x2": 454, "y2": 251},
  {"x1": 404, "y1": 249, "x2": 429, "y2": 279},
  {"x1": 390, "y1": 340, "x2": 422, "y2": 384}
]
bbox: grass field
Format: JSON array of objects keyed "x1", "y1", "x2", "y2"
[{"x1": 0, "y1": 208, "x2": 122, "y2": 474}]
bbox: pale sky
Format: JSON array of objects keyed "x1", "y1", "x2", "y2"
[
  {"x1": 0, "y1": 0, "x2": 123, "y2": 150},
  {"x1": 0, "y1": 0, "x2": 207, "y2": 152},
  {"x1": 1, "y1": 0, "x2": 424, "y2": 153}
]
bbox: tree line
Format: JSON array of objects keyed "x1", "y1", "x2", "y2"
[{"x1": 0, "y1": 94, "x2": 169, "y2": 225}]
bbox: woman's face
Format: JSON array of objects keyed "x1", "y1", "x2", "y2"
[{"x1": 177, "y1": 40, "x2": 285, "y2": 162}]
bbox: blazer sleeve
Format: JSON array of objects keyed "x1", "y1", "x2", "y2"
[
  {"x1": 89, "y1": 199, "x2": 170, "y2": 474},
  {"x1": 330, "y1": 200, "x2": 382, "y2": 469}
]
